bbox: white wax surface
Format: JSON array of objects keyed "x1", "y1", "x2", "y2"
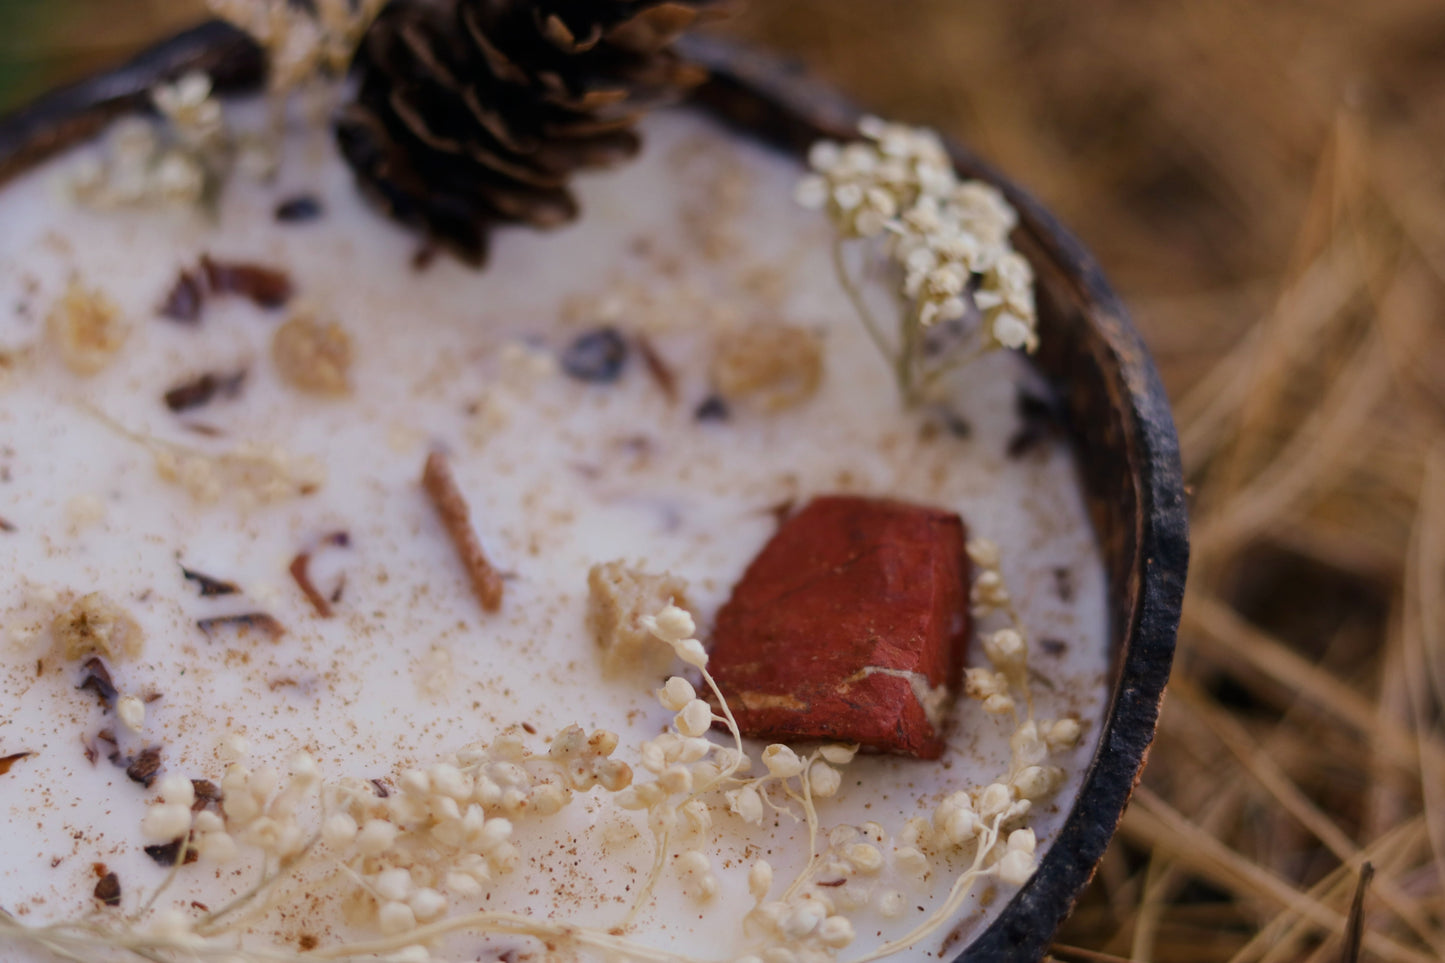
[{"x1": 0, "y1": 104, "x2": 1109, "y2": 960}]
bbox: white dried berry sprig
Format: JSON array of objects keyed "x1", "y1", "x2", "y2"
[
  {"x1": 0, "y1": 569, "x2": 1076, "y2": 963},
  {"x1": 208, "y1": 0, "x2": 389, "y2": 94},
  {"x1": 796, "y1": 117, "x2": 1040, "y2": 406}
]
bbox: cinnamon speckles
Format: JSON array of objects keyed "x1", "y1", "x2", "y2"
[
  {"x1": 163, "y1": 369, "x2": 247, "y2": 412},
  {"x1": 47, "y1": 281, "x2": 127, "y2": 374},
  {"x1": 0, "y1": 751, "x2": 33, "y2": 776},
  {"x1": 196, "y1": 612, "x2": 286, "y2": 642},
  {"x1": 421, "y1": 450, "x2": 503, "y2": 614},
  {"x1": 272, "y1": 314, "x2": 353, "y2": 396}
]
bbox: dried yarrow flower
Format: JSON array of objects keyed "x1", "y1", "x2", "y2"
[{"x1": 797, "y1": 116, "x2": 1040, "y2": 405}]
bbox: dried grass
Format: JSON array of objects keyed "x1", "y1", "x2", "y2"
[{"x1": 6, "y1": 1, "x2": 1445, "y2": 959}]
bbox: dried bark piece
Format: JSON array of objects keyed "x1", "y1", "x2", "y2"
[
  {"x1": 159, "y1": 269, "x2": 205, "y2": 323},
  {"x1": 126, "y1": 746, "x2": 162, "y2": 787},
  {"x1": 0, "y1": 751, "x2": 32, "y2": 775},
  {"x1": 200, "y1": 255, "x2": 294, "y2": 308},
  {"x1": 708, "y1": 495, "x2": 970, "y2": 759},
  {"x1": 272, "y1": 314, "x2": 353, "y2": 396},
  {"x1": 289, "y1": 550, "x2": 332, "y2": 617},
  {"x1": 163, "y1": 369, "x2": 247, "y2": 412},
  {"x1": 47, "y1": 281, "x2": 127, "y2": 374},
  {"x1": 77, "y1": 656, "x2": 118, "y2": 708},
  {"x1": 197, "y1": 613, "x2": 286, "y2": 641},
  {"x1": 93, "y1": 871, "x2": 122, "y2": 906},
  {"x1": 586, "y1": 561, "x2": 689, "y2": 677},
  {"x1": 421, "y1": 451, "x2": 503, "y2": 613},
  {"x1": 179, "y1": 565, "x2": 239, "y2": 597}
]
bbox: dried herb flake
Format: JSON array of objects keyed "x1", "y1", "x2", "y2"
[
  {"x1": 197, "y1": 612, "x2": 286, "y2": 641},
  {"x1": 94, "y1": 871, "x2": 122, "y2": 906},
  {"x1": 0, "y1": 751, "x2": 32, "y2": 775},
  {"x1": 77, "y1": 656, "x2": 118, "y2": 709},
  {"x1": 200, "y1": 255, "x2": 294, "y2": 309},
  {"x1": 274, "y1": 195, "x2": 324, "y2": 223},
  {"x1": 159, "y1": 270, "x2": 205, "y2": 323},
  {"x1": 126, "y1": 746, "x2": 162, "y2": 787},
  {"x1": 164, "y1": 369, "x2": 247, "y2": 413},
  {"x1": 181, "y1": 564, "x2": 239, "y2": 597},
  {"x1": 561, "y1": 327, "x2": 627, "y2": 384}
]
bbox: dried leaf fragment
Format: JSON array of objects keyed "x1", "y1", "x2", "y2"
[
  {"x1": 421, "y1": 451, "x2": 503, "y2": 613},
  {"x1": 93, "y1": 870, "x2": 122, "y2": 906},
  {"x1": 126, "y1": 746, "x2": 163, "y2": 786},
  {"x1": 272, "y1": 314, "x2": 353, "y2": 396},
  {"x1": 710, "y1": 322, "x2": 823, "y2": 413},
  {"x1": 53, "y1": 593, "x2": 145, "y2": 662},
  {"x1": 159, "y1": 269, "x2": 205, "y2": 323},
  {"x1": 200, "y1": 255, "x2": 293, "y2": 308},
  {"x1": 180, "y1": 565, "x2": 239, "y2": 597},
  {"x1": 0, "y1": 751, "x2": 32, "y2": 775},
  {"x1": 163, "y1": 369, "x2": 247, "y2": 412},
  {"x1": 197, "y1": 612, "x2": 286, "y2": 641},
  {"x1": 47, "y1": 281, "x2": 127, "y2": 375},
  {"x1": 77, "y1": 656, "x2": 119, "y2": 708}
]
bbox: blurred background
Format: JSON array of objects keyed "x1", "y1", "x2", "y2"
[{"x1": 4, "y1": 2, "x2": 1445, "y2": 961}]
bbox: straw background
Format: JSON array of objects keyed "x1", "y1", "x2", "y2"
[{"x1": 3, "y1": 2, "x2": 1445, "y2": 961}]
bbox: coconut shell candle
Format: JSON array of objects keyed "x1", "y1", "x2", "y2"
[{"x1": 0, "y1": 9, "x2": 1186, "y2": 963}]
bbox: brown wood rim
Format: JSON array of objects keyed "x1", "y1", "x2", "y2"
[{"x1": 0, "y1": 21, "x2": 1189, "y2": 963}]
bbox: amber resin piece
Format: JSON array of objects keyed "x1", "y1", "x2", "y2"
[{"x1": 709, "y1": 495, "x2": 970, "y2": 759}]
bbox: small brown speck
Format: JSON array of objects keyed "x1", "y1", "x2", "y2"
[
  {"x1": 298, "y1": 934, "x2": 319, "y2": 951},
  {"x1": 164, "y1": 369, "x2": 247, "y2": 413},
  {"x1": 1039, "y1": 637, "x2": 1068, "y2": 657},
  {"x1": 369, "y1": 778, "x2": 391, "y2": 798},
  {"x1": 521, "y1": 722, "x2": 537, "y2": 735},
  {"x1": 200, "y1": 255, "x2": 293, "y2": 308}
]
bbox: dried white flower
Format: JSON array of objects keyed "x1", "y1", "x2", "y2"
[
  {"x1": 798, "y1": 116, "x2": 1040, "y2": 405},
  {"x1": 116, "y1": 694, "x2": 145, "y2": 733}
]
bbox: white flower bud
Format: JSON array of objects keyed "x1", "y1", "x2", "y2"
[
  {"x1": 982, "y1": 693, "x2": 1015, "y2": 715},
  {"x1": 844, "y1": 842, "x2": 884, "y2": 874},
  {"x1": 978, "y1": 782, "x2": 1012, "y2": 818},
  {"x1": 647, "y1": 604, "x2": 695, "y2": 643},
  {"x1": 141, "y1": 803, "x2": 192, "y2": 842},
  {"x1": 674, "y1": 637, "x2": 708, "y2": 668},
  {"x1": 895, "y1": 846, "x2": 929, "y2": 876},
  {"x1": 157, "y1": 775, "x2": 195, "y2": 809},
  {"x1": 117, "y1": 695, "x2": 145, "y2": 733},
  {"x1": 984, "y1": 629, "x2": 1026, "y2": 670},
  {"x1": 817, "y1": 915, "x2": 855, "y2": 949},
  {"x1": 356, "y1": 818, "x2": 399, "y2": 855},
  {"x1": 375, "y1": 868, "x2": 414, "y2": 902},
  {"x1": 819, "y1": 743, "x2": 858, "y2": 765},
  {"x1": 727, "y1": 786, "x2": 764, "y2": 824},
  {"x1": 444, "y1": 871, "x2": 483, "y2": 897},
  {"x1": 782, "y1": 905, "x2": 822, "y2": 939},
  {"x1": 1046, "y1": 718, "x2": 1082, "y2": 751},
  {"x1": 659, "y1": 766, "x2": 693, "y2": 795},
  {"x1": 997, "y1": 848, "x2": 1035, "y2": 886},
  {"x1": 966, "y1": 538, "x2": 1000, "y2": 568},
  {"x1": 197, "y1": 831, "x2": 238, "y2": 862},
  {"x1": 794, "y1": 175, "x2": 829, "y2": 210},
  {"x1": 879, "y1": 890, "x2": 906, "y2": 918},
  {"x1": 677, "y1": 737, "x2": 712, "y2": 764},
  {"x1": 658, "y1": 676, "x2": 695, "y2": 711},
  {"x1": 378, "y1": 900, "x2": 416, "y2": 936},
  {"x1": 676, "y1": 699, "x2": 713, "y2": 738},
  {"x1": 408, "y1": 887, "x2": 447, "y2": 922},
  {"x1": 1011, "y1": 765, "x2": 1058, "y2": 801},
  {"x1": 808, "y1": 763, "x2": 841, "y2": 798},
  {"x1": 399, "y1": 769, "x2": 430, "y2": 796},
  {"x1": 1007, "y1": 827, "x2": 1037, "y2": 855},
  {"x1": 761, "y1": 744, "x2": 804, "y2": 779},
  {"x1": 748, "y1": 860, "x2": 773, "y2": 901},
  {"x1": 193, "y1": 811, "x2": 224, "y2": 834},
  {"x1": 322, "y1": 812, "x2": 359, "y2": 848}
]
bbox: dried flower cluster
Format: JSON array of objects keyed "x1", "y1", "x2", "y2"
[
  {"x1": 796, "y1": 117, "x2": 1040, "y2": 406},
  {"x1": 208, "y1": 0, "x2": 388, "y2": 93},
  {"x1": 45, "y1": 281, "x2": 127, "y2": 375},
  {"x1": 271, "y1": 313, "x2": 354, "y2": 396},
  {"x1": 51, "y1": 592, "x2": 145, "y2": 663},
  {"x1": 68, "y1": 73, "x2": 231, "y2": 210},
  {"x1": 709, "y1": 322, "x2": 825, "y2": 414},
  {"x1": 0, "y1": 553, "x2": 1075, "y2": 963}
]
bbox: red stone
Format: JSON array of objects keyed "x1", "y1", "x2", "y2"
[{"x1": 708, "y1": 495, "x2": 970, "y2": 759}]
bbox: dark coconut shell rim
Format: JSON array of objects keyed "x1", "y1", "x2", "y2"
[{"x1": 0, "y1": 22, "x2": 1189, "y2": 963}]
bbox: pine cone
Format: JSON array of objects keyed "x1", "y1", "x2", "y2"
[{"x1": 336, "y1": 0, "x2": 724, "y2": 265}]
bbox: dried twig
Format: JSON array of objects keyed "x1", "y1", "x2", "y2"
[{"x1": 421, "y1": 450, "x2": 503, "y2": 613}]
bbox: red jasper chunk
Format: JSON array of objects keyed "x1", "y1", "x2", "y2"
[{"x1": 709, "y1": 495, "x2": 970, "y2": 759}]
